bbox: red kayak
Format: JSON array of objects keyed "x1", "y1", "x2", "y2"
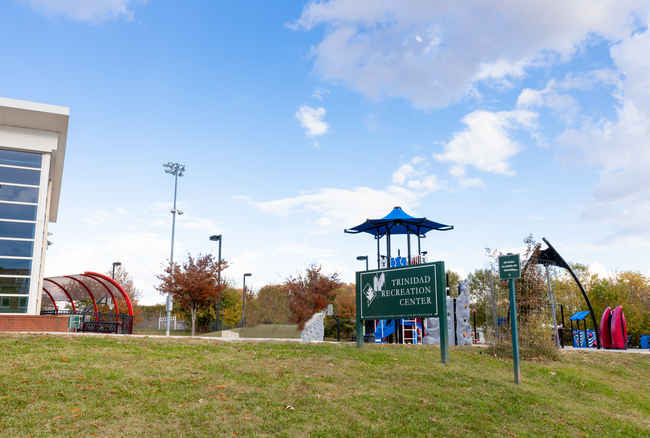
[
  {"x1": 610, "y1": 306, "x2": 628, "y2": 350},
  {"x1": 599, "y1": 307, "x2": 612, "y2": 349}
]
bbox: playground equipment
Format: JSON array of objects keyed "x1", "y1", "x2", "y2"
[
  {"x1": 600, "y1": 306, "x2": 628, "y2": 350},
  {"x1": 569, "y1": 311, "x2": 596, "y2": 348},
  {"x1": 372, "y1": 319, "x2": 423, "y2": 344},
  {"x1": 347, "y1": 206, "x2": 454, "y2": 350},
  {"x1": 534, "y1": 238, "x2": 601, "y2": 348},
  {"x1": 423, "y1": 281, "x2": 473, "y2": 346}
]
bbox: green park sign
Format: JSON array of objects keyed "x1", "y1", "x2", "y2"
[
  {"x1": 356, "y1": 262, "x2": 444, "y2": 320},
  {"x1": 499, "y1": 254, "x2": 521, "y2": 280},
  {"x1": 355, "y1": 261, "x2": 448, "y2": 363}
]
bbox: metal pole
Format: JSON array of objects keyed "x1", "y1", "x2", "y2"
[
  {"x1": 509, "y1": 278, "x2": 520, "y2": 384},
  {"x1": 473, "y1": 309, "x2": 477, "y2": 342},
  {"x1": 545, "y1": 265, "x2": 561, "y2": 349},
  {"x1": 560, "y1": 304, "x2": 566, "y2": 348},
  {"x1": 166, "y1": 171, "x2": 179, "y2": 337},
  {"x1": 376, "y1": 236, "x2": 380, "y2": 269},
  {"x1": 218, "y1": 237, "x2": 222, "y2": 331},
  {"x1": 242, "y1": 273, "x2": 251, "y2": 328},
  {"x1": 489, "y1": 270, "x2": 498, "y2": 338},
  {"x1": 242, "y1": 275, "x2": 246, "y2": 328},
  {"x1": 406, "y1": 228, "x2": 411, "y2": 264}
]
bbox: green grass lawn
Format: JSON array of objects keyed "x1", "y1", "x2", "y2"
[{"x1": 0, "y1": 333, "x2": 648, "y2": 437}]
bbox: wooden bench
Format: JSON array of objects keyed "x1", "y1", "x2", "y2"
[{"x1": 80, "y1": 321, "x2": 120, "y2": 334}]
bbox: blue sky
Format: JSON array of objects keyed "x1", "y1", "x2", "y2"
[{"x1": 3, "y1": 0, "x2": 650, "y2": 304}]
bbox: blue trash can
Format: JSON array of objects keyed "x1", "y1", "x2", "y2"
[{"x1": 641, "y1": 335, "x2": 650, "y2": 349}]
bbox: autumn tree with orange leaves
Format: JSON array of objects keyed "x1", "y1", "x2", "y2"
[
  {"x1": 284, "y1": 263, "x2": 342, "y2": 329},
  {"x1": 155, "y1": 253, "x2": 228, "y2": 336}
]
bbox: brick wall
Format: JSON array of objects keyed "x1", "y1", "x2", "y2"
[{"x1": 0, "y1": 315, "x2": 70, "y2": 333}]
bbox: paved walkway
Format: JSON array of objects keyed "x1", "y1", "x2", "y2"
[{"x1": 560, "y1": 346, "x2": 650, "y2": 355}]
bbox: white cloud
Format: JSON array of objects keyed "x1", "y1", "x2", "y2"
[
  {"x1": 21, "y1": 0, "x2": 145, "y2": 23},
  {"x1": 247, "y1": 160, "x2": 443, "y2": 234},
  {"x1": 271, "y1": 242, "x2": 338, "y2": 258},
  {"x1": 392, "y1": 163, "x2": 416, "y2": 185},
  {"x1": 80, "y1": 209, "x2": 114, "y2": 226},
  {"x1": 44, "y1": 232, "x2": 169, "y2": 305},
  {"x1": 517, "y1": 80, "x2": 580, "y2": 123},
  {"x1": 311, "y1": 86, "x2": 331, "y2": 100},
  {"x1": 434, "y1": 109, "x2": 538, "y2": 177},
  {"x1": 291, "y1": 0, "x2": 648, "y2": 109},
  {"x1": 295, "y1": 105, "x2": 330, "y2": 137},
  {"x1": 588, "y1": 261, "x2": 609, "y2": 278},
  {"x1": 178, "y1": 217, "x2": 223, "y2": 234},
  {"x1": 363, "y1": 113, "x2": 380, "y2": 131},
  {"x1": 553, "y1": 26, "x2": 650, "y2": 241}
]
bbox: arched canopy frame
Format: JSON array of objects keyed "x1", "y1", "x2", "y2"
[{"x1": 41, "y1": 272, "x2": 133, "y2": 316}]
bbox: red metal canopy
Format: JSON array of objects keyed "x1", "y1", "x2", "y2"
[{"x1": 41, "y1": 271, "x2": 133, "y2": 316}]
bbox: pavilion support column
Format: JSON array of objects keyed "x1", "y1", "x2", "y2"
[
  {"x1": 376, "y1": 236, "x2": 381, "y2": 269},
  {"x1": 387, "y1": 230, "x2": 392, "y2": 265},
  {"x1": 407, "y1": 229, "x2": 411, "y2": 265}
]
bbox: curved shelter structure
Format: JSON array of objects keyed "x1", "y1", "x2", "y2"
[{"x1": 41, "y1": 272, "x2": 133, "y2": 334}]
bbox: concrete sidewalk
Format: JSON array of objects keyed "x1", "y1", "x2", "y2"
[{"x1": 561, "y1": 346, "x2": 650, "y2": 355}]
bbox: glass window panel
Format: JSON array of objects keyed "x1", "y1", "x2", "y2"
[
  {"x1": 0, "y1": 149, "x2": 42, "y2": 168},
  {"x1": 0, "y1": 296, "x2": 29, "y2": 313},
  {"x1": 0, "y1": 240, "x2": 33, "y2": 257},
  {"x1": 0, "y1": 167, "x2": 40, "y2": 186},
  {"x1": 0, "y1": 203, "x2": 37, "y2": 221},
  {"x1": 0, "y1": 277, "x2": 30, "y2": 294},
  {"x1": 0, "y1": 185, "x2": 38, "y2": 203},
  {"x1": 0, "y1": 222, "x2": 35, "y2": 239},
  {"x1": 0, "y1": 258, "x2": 31, "y2": 275}
]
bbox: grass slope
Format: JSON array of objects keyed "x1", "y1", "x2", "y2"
[{"x1": 0, "y1": 334, "x2": 648, "y2": 437}]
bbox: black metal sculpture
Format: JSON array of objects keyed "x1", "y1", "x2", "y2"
[{"x1": 535, "y1": 238, "x2": 601, "y2": 349}]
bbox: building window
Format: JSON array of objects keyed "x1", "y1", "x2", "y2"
[
  {"x1": 0, "y1": 277, "x2": 30, "y2": 294},
  {"x1": 0, "y1": 221, "x2": 35, "y2": 239},
  {"x1": 0, "y1": 240, "x2": 33, "y2": 258},
  {"x1": 0, "y1": 167, "x2": 41, "y2": 186},
  {"x1": 0, "y1": 149, "x2": 42, "y2": 168},
  {"x1": 0, "y1": 258, "x2": 32, "y2": 276},
  {"x1": 0, "y1": 185, "x2": 39, "y2": 203},
  {"x1": 0, "y1": 296, "x2": 28, "y2": 313}
]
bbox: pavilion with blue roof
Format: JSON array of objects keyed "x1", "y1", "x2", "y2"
[{"x1": 345, "y1": 206, "x2": 453, "y2": 269}]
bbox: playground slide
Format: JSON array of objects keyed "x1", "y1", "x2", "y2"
[
  {"x1": 599, "y1": 307, "x2": 612, "y2": 349},
  {"x1": 610, "y1": 306, "x2": 628, "y2": 349},
  {"x1": 374, "y1": 320, "x2": 395, "y2": 341}
]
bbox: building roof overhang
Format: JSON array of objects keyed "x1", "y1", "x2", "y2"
[{"x1": 0, "y1": 97, "x2": 69, "y2": 222}]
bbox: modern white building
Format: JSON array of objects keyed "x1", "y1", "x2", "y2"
[{"x1": 0, "y1": 97, "x2": 69, "y2": 315}]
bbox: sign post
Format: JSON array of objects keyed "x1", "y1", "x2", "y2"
[
  {"x1": 355, "y1": 261, "x2": 448, "y2": 364},
  {"x1": 499, "y1": 253, "x2": 521, "y2": 384}
]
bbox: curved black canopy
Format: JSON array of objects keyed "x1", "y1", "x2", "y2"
[{"x1": 344, "y1": 206, "x2": 453, "y2": 238}]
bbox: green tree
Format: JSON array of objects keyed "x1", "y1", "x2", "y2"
[
  {"x1": 245, "y1": 285, "x2": 291, "y2": 326},
  {"x1": 155, "y1": 253, "x2": 228, "y2": 336},
  {"x1": 284, "y1": 264, "x2": 342, "y2": 329},
  {"x1": 446, "y1": 269, "x2": 462, "y2": 296},
  {"x1": 466, "y1": 268, "x2": 491, "y2": 329}
]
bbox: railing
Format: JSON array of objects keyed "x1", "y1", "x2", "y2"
[
  {"x1": 379, "y1": 254, "x2": 427, "y2": 269},
  {"x1": 41, "y1": 310, "x2": 133, "y2": 334}
]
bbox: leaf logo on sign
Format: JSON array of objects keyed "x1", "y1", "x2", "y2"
[{"x1": 363, "y1": 273, "x2": 385, "y2": 307}]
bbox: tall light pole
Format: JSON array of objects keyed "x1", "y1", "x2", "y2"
[
  {"x1": 242, "y1": 273, "x2": 251, "y2": 328},
  {"x1": 163, "y1": 162, "x2": 185, "y2": 336},
  {"x1": 210, "y1": 235, "x2": 222, "y2": 331},
  {"x1": 112, "y1": 261, "x2": 121, "y2": 280},
  {"x1": 356, "y1": 255, "x2": 368, "y2": 271}
]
